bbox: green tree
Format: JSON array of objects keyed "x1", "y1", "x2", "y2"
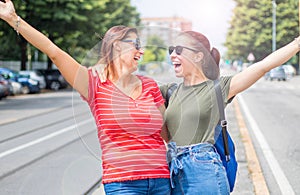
[
  {"x1": 69, "y1": 0, "x2": 140, "y2": 65},
  {"x1": 276, "y1": 0, "x2": 298, "y2": 65},
  {"x1": 142, "y1": 35, "x2": 167, "y2": 63},
  {"x1": 225, "y1": 0, "x2": 298, "y2": 65},
  {"x1": 225, "y1": 0, "x2": 272, "y2": 61},
  {"x1": 0, "y1": 0, "x2": 140, "y2": 70}
]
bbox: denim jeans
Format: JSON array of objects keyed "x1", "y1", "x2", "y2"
[
  {"x1": 103, "y1": 178, "x2": 171, "y2": 195},
  {"x1": 167, "y1": 142, "x2": 230, "y2": 195}
]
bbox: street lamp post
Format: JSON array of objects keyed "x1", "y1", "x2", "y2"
[{"x1": 272, "y1": 0, "x2": 277, "y2": 52}]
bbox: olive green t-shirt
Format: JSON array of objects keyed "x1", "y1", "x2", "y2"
[{"x1": 162, "y1": 76, "x2": 233, "y2": 146}]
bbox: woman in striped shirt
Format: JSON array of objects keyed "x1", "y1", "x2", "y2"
[{"x1": 0, "y1": 1, "x2": 170, "y2": 194}]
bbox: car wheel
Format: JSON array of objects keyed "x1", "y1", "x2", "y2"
[
  {"x1": 21, "y1": 86, "x2": 30, "y2": 94},
  {"x1": 50, "y1": 81, "x2": 61, "y2": 91}
]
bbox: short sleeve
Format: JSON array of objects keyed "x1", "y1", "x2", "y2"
[
  {"x1": 220, "y1": 76, "x2": 234, "y2": 105},
  {"x1": 81, "y1": 69, "x2": 99, "y2": 105},
  {"x1": 152, "y1": 81, "x2": 165, "y2": 107},
  {"x1": 139, "y1": 75, "x2": 165, "y2": 108}
]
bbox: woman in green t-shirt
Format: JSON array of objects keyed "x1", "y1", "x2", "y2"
[{"x1": 163, "y1": 30, "x2": 300, "y2": 194}]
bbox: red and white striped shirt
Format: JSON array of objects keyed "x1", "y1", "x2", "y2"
[{"x1": 83, "y1": 71, "x2": 170, "y2": 183}]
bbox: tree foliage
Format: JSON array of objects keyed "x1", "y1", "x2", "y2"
[
  {"x1": 225, "y1": 0, "x2": 298, "y2": 64},
  {"x1": 0, "y1": 0, "x2": 140, "y2": 70},
  {"x1": 142, "y1": 35, "x2": 167, "y2": 63}
]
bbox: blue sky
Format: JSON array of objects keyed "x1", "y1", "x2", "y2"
[{"x1": 130, "y1": 0, "x2": 236, "y2": 55}]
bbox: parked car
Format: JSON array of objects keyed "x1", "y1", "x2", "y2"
[
  {"x1": 0, "y1": 74, "x2": 10, "y2": 99},
  {"x1": 35, "y1": 69, "x2": 69, "y2": 90},
  {"x1": 10, "y1": 80, "x2": 22, "y2": 95},
  {"x1": 19, "y1": 70, "x2": 46, "y2": 89},
  {"x1": 0, "y1": 68, "x2": 40, "y2": 94},
  {"x1": 264, "y1": 66, "x2": 287, "y2": 81},
  {"x1": 0, "y1": 71, "x2": 22, "y2": 96},
  {"x1": 0, "y1": 83, "x2": 7, "y2": 100},
  {"x1": 282, "y1": 64, "x2": 296, "y2": 78}
]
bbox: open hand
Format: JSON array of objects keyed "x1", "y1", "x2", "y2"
[{"x1": 0, "y1": 0, "x2": 16, "y2": 21}]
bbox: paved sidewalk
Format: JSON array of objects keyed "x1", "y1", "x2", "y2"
[
  {"x1": 0, "y1": 89, "x2": 75, "y2": 125},
  {"x1": 226, "y1": 100, "x2": 255, "y2": 195}
]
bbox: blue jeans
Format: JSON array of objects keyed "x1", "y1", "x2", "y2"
[
  {"x1": 103, "y1": 178, "x2": 171, "y2": 195},
  {"x1": 167, "y1": 142, "x2": 230, "y2": 195}
]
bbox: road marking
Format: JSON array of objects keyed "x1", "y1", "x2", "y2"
[
  {"x1": 0, "y1": 118, "x2": 93, "y2": 159},
  {"x1": 233, "y1": 98, "x2": 269, "y2": 195},
  {"x1": 237, "y1": 95, "x2": 295, "y2": 195}
]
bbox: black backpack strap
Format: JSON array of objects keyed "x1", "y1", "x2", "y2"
[
  {"x1": 213, "y1": 79, "x2": 230, "y2": 161},
  {"x1": 165, "y1": 83, "x2": 178, "y2": 107}
]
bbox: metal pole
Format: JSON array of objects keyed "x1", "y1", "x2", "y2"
[{"x1": 272, "y1": 0, "x2": 277, "y2": 52}]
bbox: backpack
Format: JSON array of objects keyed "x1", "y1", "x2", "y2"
[{"x1": 162, "y1": 80, "x2": 238, "y2": 192}]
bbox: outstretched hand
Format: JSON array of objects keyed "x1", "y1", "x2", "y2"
[
  {"x1": 0, "y1": 0, "x2": 16, "y2": 21},
  {"x1": 88, "y1": 63, "x2": 108, "y2": 83}
]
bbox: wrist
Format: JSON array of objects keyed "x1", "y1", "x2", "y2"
[
  {"x1": 14, "y1": 15, "x2": 20, "y2": 35},
  {"x1": 8, "y1": 14, "x2": 20, "y2": 35},
  {"x1": 6, "y1": 13, "x2": 18, "y2": 27}
]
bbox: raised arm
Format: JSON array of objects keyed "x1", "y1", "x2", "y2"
[
  {"x1": 0, "y1": 0, "x2": 89, "y2": 98},
  {"x1": 228, "y1": 37, "x2": 300, "y2": 99}
]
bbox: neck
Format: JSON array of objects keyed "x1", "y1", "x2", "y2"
[
  {"x1": 183, "y1": 72, "x2": 207, "y2": 86},
  {"x1": 108, "y1": 59, "x2": 134, "y2": 86}
]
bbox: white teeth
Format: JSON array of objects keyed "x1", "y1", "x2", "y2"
[{"x1": 134, "y1": 56, "x2": 139, "y2": 60}]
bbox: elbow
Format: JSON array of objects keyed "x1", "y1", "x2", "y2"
[{"x1": 46, "y1": 44, "x2": 61, "y2": 64}]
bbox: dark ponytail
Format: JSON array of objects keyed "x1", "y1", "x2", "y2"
[{"x1": 210, "y1": 47, "x2": 220, "y2": 66}]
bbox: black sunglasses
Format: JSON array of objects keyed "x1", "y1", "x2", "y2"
[
  {"x1": 168, "y1": 45, "x2": 199, "y2": 55},
  {"x1": 121, "y1": 38, "x2": 141, "y2": 50}
]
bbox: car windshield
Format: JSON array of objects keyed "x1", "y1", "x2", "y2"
[{"x1": 18, "y1": 74, "x2": 30, "y2": 79}]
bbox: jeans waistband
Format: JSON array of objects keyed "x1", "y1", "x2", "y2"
[
  {"x1": 166, "y1": 142, "x2": 216, "y2": 188},
  {"x1": 176, "y1": 142, "x2": 215, "y2": 154}
]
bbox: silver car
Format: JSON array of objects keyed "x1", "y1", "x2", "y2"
[{"x1": 265, "y1": 66, "x2": 287, "y2": 81}]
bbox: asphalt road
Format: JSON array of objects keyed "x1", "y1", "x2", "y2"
[
  {"x1": 238, "y1": 76, "x2": 300, "y2": 195},
  {"x1": 0, "y1": 89, "x2": 102, "y2": 195}
]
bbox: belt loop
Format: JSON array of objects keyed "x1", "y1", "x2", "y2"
[{"x1": 189, "y1": 146, "x2": 192, "y2": 156}]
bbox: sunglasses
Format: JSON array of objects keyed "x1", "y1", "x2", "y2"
[
  {"x1": 121, "y1": 38, "x2": 141, "y2": 50},
  {"x1": 168, "y1": 45, "x2": 199, "y2": 55}
]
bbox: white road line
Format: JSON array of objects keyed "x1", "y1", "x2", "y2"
[
  {"x1": 0, "y1": 118, "x2": 93, "y2": 159},
  {"x1": 238, "y1": 95, "x2": 295, "y2": 195}
]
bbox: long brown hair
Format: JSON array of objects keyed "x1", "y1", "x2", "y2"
[
  {"x1": 180, "y1": 31, "x2": 220, "y2": 80},
  {"x1": 99, "y1": 25, "x2": 138, "y2": 79}
]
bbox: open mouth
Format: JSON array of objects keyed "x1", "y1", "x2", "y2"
[
  {"x1": 134, "y1": 56, "x2": 140, "y2": 61},
  {"x1": 173, "y1": 62, "x2": 181, "y2": 68}
]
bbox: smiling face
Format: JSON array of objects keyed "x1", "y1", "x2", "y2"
[
  {"x1": 170, "y1": 34, "x2": 204, "y2": 79},
  {"x1": 118, "y1": 32, "x2": 144, "y2": 73},
  {"x1": 100, "y1": 26, "x2": 144, "y2": 80}
]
